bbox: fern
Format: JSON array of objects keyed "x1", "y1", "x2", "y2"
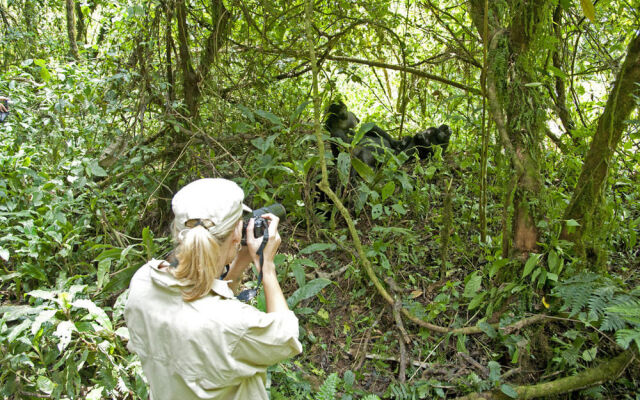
[
  {"x1": 553, "y1": 275, "x2": 640, "y2": 336},
  {"x1": 587, "y1": 286, "x2": 614, "y2": 321},
  {"x1": 315, "y1": 373, "x2": 339, "y2": 400},
  {"x1": 361, "y1": 396, "x2": 382, "y2": 400},
  {"x1": 607, "y1": 299, "x2": 640, "y2": 325},
  {"x1": 615, "y1": 329, "x2": 640, "y2": 351},
  {"x1": 553, "y1": 273, "x2": 601, "y2": 316},
  {"x1": 600, "y1": 312, "x2": 626, "y2": 332}
]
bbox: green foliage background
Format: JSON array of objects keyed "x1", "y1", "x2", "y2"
[{"x1": 0, "y1": 0, "x2": 639, "y2": 399}]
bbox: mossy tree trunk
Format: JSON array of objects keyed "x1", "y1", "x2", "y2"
[
  {"x1": 160, "y1": 0, "x2": 231, "y2": 216},
  {"x1": 561, "y1": 32, "x2": 640, "y2": 264},
  {"x1": 65, "y1": 0, "x2": 79, "y2": 59},
  {"x1": 468, "y1": 0, "x2": 550, "y2": 260}
]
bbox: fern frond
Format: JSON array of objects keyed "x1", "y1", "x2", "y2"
[
  {"x1": 607, "y1": 299, "x2": 640, "y2": 325},
  {"x1": 316, "y1": 372, "x2": 339, "y2": 400},
  {"x1": 614, "y1": 328, "x2": 640, "y2": 351},
  {"x1": 587, "y1": 286, "x2": 614, "y2": 320},
  {"x1": 601, "y1": 313, "x2": 626, "y2": 332}
]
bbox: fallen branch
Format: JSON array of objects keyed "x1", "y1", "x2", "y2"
[
  {"x1": 458, "y1": 352, "x2": 489, "y2": 379},
  {"x1": 455, "y1": 348, "x2": 636, "y2": 400}
]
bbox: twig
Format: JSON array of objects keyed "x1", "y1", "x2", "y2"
[
  {"x1": 353, "y1": 308, "x2": 385, "y2": 371},
  {"x1": 457, "y1": 352, "x2": 489, "y2": 379},
  {"x1": 408, "y1": 336, "x2": 446, "y2": 382},
  {"x1": 142, "y1": 137, "x2": 193, "y2": 215}
]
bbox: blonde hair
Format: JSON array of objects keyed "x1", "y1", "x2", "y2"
[{"x1": 170, "y1": 219, "x2": 237, "y2": 301}]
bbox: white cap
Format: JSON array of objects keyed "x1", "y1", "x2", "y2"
[{"x1": 172, "y1": 178, "x2": 251, "y2": 236}]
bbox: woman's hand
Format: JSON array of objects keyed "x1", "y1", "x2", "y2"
[{"x1": 246, "y1": 214, "x2": 281, "y2": 273}]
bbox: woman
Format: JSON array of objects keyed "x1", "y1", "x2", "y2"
[{"x1": 125, "y1": 178, "x2": 302, "y2": 400}]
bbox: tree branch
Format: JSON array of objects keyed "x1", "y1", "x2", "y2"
[{"x1": 455, "y1": 348, "x2": 636, "y2": 400}]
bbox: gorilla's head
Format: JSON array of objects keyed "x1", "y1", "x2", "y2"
[{"x1": 324, "y1": 101, "x2": 359, "y2": 132}]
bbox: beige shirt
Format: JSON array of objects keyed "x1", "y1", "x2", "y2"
[{"x1": 124, "y1": 259, "x2": 302, "y2": 400}]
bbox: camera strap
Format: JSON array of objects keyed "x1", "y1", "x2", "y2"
[{"x1": 236, "y1": 227, "x2": 268, "y2": 302}]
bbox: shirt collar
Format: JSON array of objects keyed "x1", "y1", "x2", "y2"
[{"x1": 149, "y1": 259, "x2": 234, "y2": 299}]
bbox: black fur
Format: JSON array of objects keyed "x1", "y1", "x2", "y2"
[
  {"x1": 324, "y1": 101, "x2": 451, "y2": 165},
  {"x1": 324, "y1": 101, "x2": 359, "y2": 158},
  {"x1": 400, "y1": 124, "x2": 451, "y2": 160},
  {"x1": 324, "y1": 101, "x2": 401, "y2": 167}
]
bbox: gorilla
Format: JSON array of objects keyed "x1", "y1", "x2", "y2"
[
  {"x1": 324, "y1": 101, "x2": 452, "y2": 166},
  {"x1": 399, "y1": 124, "x2": 451, "y2": 160},
  {"x1": 324, "y1": 101, "x2": 359, "y2": 158},
  {"x1": 324, "y1": 101, "x2": 402, "y2": 167}
]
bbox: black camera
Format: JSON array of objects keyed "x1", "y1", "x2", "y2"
[
  {"x1": 0, "y1": 100, "x2": 9, "y2": 123},
  {"x1": 241, "y1": 203, "x2": 286, "y2": 245}
]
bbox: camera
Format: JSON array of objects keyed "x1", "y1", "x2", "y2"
[
  {"x1": 241, "y1": 203, "x2": 286, "y2": 245},
  {"x1": 0, "y1": 100, "x2": 9, "y2": 123}
]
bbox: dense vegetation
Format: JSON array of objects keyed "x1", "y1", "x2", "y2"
[{"x1": 0, "y1": 0, "x2": 639, "y2": 398}]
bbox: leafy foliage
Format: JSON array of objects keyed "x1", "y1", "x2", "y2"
[{"x1": 1, "y1": 0, "x2": 639, "y2": 398}]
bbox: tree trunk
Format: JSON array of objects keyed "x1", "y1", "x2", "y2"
[
  {"x1": 561, "y1": 32, "x2": 640, "y2": 262},
  {"x1": 175, "y1": 0, "x2": 229, "y2": 119},
  {"x1": 468, "y1": 0, "x2": 549, "y2": 260},
  {"x1": 65, "y1": 0, "x2": 80, "y2": 59},
  {"x1": 75, "y1": 2, "x2": 85, "y2": 43}
]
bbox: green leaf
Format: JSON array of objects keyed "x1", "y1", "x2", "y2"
[
  {"x1": 580, "y1": 0, "x2": 596, "y2": 22},
  {"x1": 463, "y1": 271, "x2": 482, "y2": 298},
  {"x1": 477, "y1": 320, "x2": 497, "y2": 338},
  {"x1": 290, "y1": 260, "x2": 307, "y2": 287},
  {"x1": 489, "y1": 258, "x2": 509, "y2": 279},
  {"x1": 53, "y1": 320, "x2": 76, "y2": 352},
  {"x1": 28, "y1": 289, "x2": 57, "y2": 302},
  {"x1": 371, "y1": 204, "x2": 383, "y2": 220},
  {"x1": 40, "y1": 66, "x2": 51, "y2": 82},
  {"x1": 522, "y1": 253, "x2": 542, "y2": 279},
  {"x1": 559, "y1": 0, "x2": 571, "y2": 9},
  {"x1": 565, "y1": 219, "x2": 581, "y2": 227},
  {"x1": 488, "y1": 361, "x2": 501, "y2": 382},
  {"x1": 97, "y1": 259, "x2": 111, "y2": 290},
  {"x1": 290, "y1": 101, "x2": 309, "y2": 123},
  {"x1": 548, "y1": 65, "x2": 568, "y2": 80},
  {"x1": 582, "y1": 347, "x2": 597, "y2": 361},
  {"x1": 31, "y1": 309, "x2": 57, "y2": 335},
  {"x1": 353, "y1": 122, "x2": 375, "y2": 145},
  {"x1": 142, "y1": 227, "x2": 155, "y2": 260},
  {"x1": 254, "y1": 109, "x2": 282, "y2": 126},
  {"x1": 87, "y1": 160, "x2": 107, "y2": 177},
  {"x1": 8, "y1": 319, "x2": 32, "y2": 342},
  {"x1": 548, "y1": 250, "x2": 560, "y2": 274},
  {"x1": 381, "y1": 181, "x2": 395, "y2": 201},
  {"x1": 351, "y1": 157, "x2": 374, "y2": 183},
  {"x1": 236, "y1": 104, "x2": 255, "y2": 122},
  {"x1": 36, "y1": 376, "x2": 56, "y2": 395},
  {"x1": 287, "y1": 278, "x2": 332, "y2": 308},
  {"x1": 72, "y1": 299, "x2": 113, "y2": 331},
  {"x1": 0, "y1": 247, "x2": 9, "y2": 261},
  {"x1": 303, "y1": 156, "x2": 318, "y2": 177},
  {"x1": 500, "y1": 384, "x2": 518, "y2": 398},
  {"x1": 86, "y1": 386, "x2": 105, "y2": 400},
  {"x1": 337, "y1": 152, "x2": 351, "y2": 186},
  {"x1": 299, "y1": 243, "x2": 336, "y2": 255},
  {"x1": 343, "y1": 370, "x2": 355, "y2": 387},
  {"x1": 468, "y1": 291, "x2": 488, "y2": 311},
  {"x1": 115, "y1": 327, "x2": 130, "y2": 341}
]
